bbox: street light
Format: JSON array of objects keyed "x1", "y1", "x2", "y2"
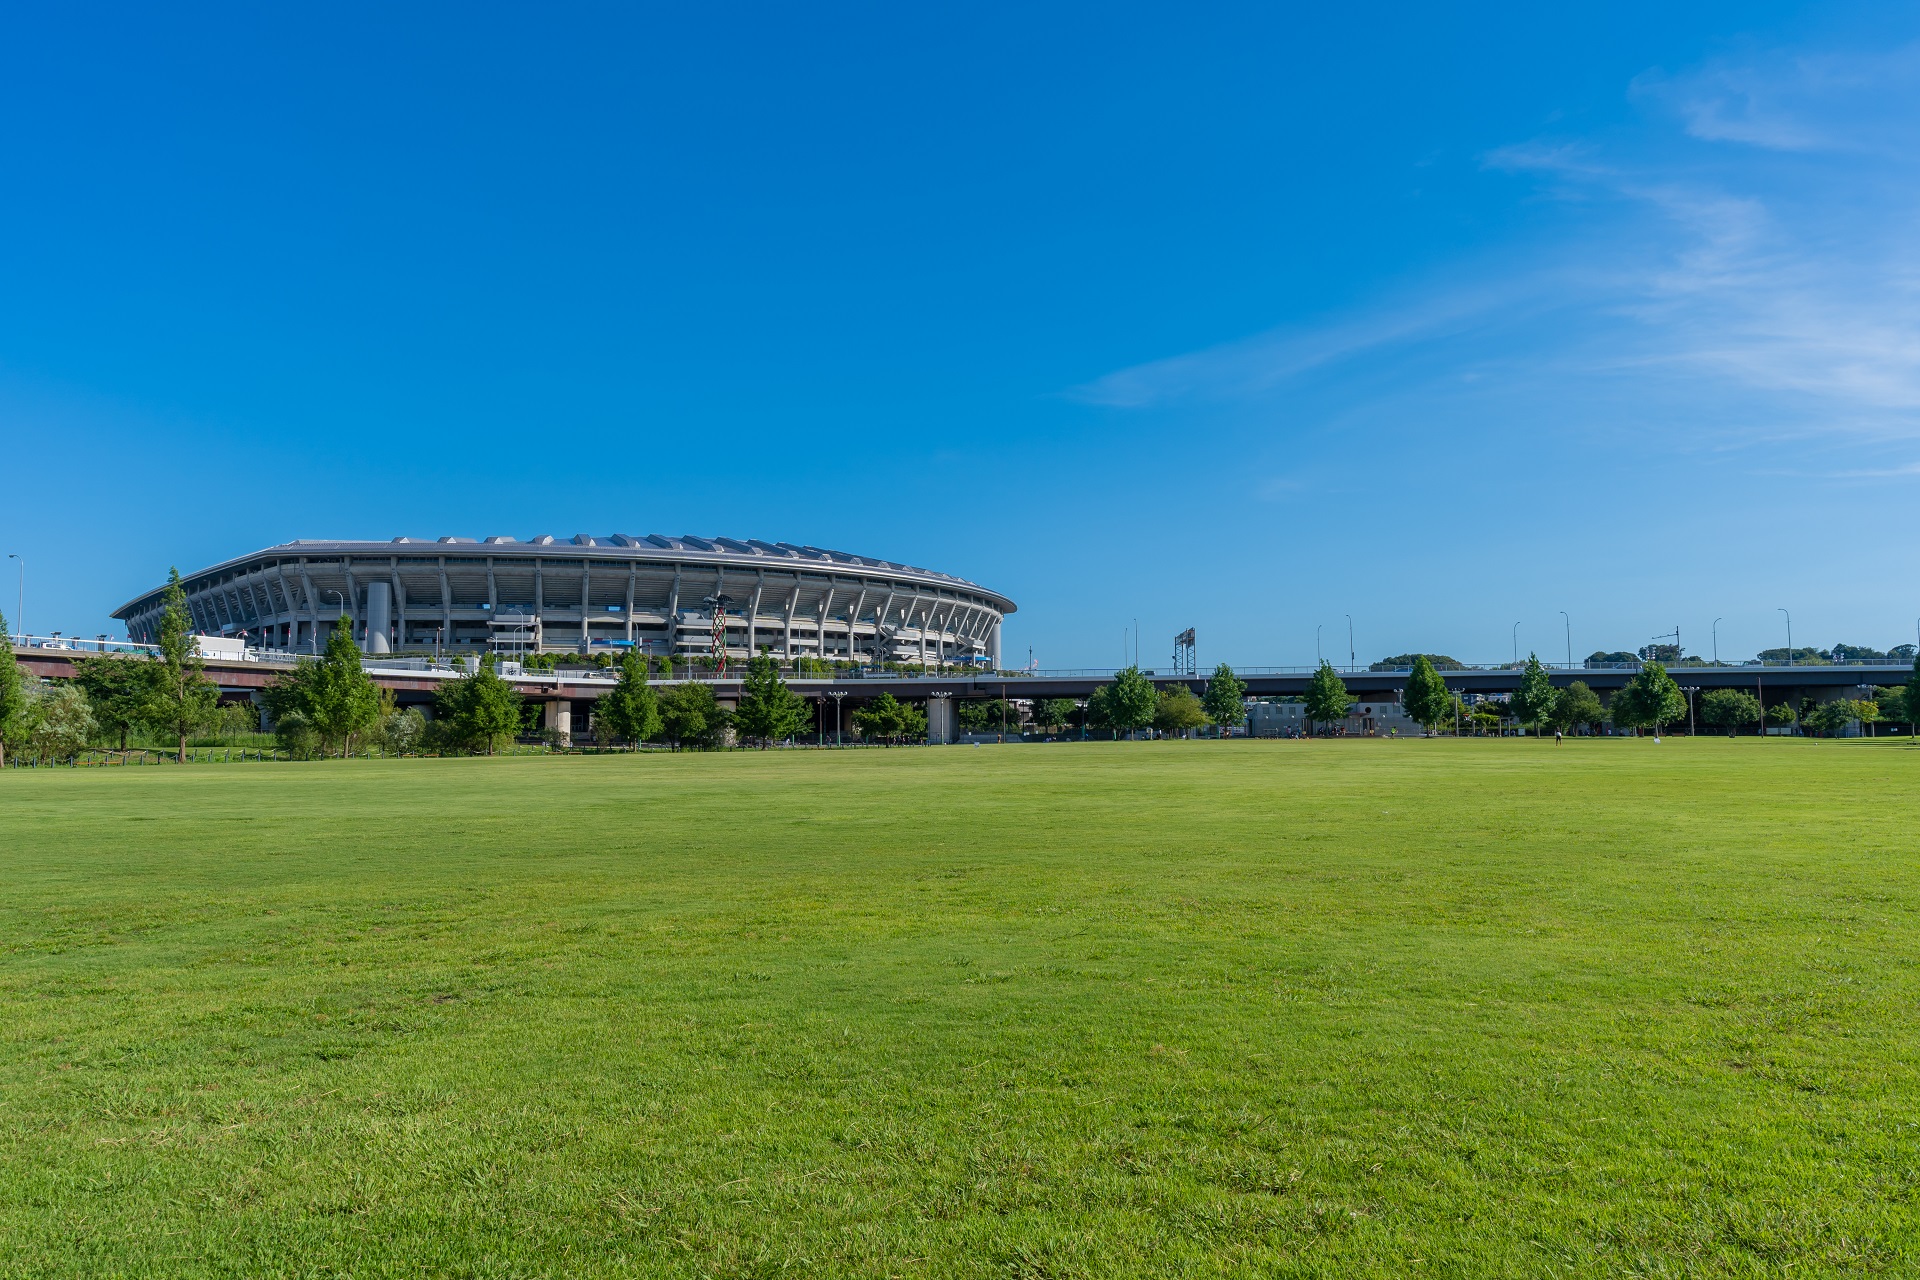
[
  {"x1": 1316, "y1": 624, "x2": 1323, "y2": 665},
  {"x1": 1512, "y1": 621, "x2": 1520, "y2": 667},
  {"x1": 1559, "y1": 611, "x2": 1571, "y2": 668},
  {"x1": 831, "y1": 690, "x2": 845, "y2": 746},
  {"x1": 6, "y1": 553, "x2": 20, "y2": 643},
  {"x1": 1680, "y1": 685, "x2": 1700, "y2": 737},
  {"x1": 1345, "y1": 614, "x2": 1354, "y2": 669},
  {"x1": 1713, "y1": 617, "x2": 1722, "y2": 665},
  {"x1": 1778, "y1": 608, "x2": 1792, "y2": 666}
]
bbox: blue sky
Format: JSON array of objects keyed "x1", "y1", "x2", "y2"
[{"x1": 4, "y1": 2, "x2": 1918, "y2": 666}]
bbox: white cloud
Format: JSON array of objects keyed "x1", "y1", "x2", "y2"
[{"x1": 1075, "y1": 43, "x2": 1920, "y2": 448}]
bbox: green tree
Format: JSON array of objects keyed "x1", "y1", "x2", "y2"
[
  {"x1": 658, "y1": 681, "x2": 731, "y2": 749},
  {"x1": 1550, "y1": 681, "x2": 1604, "y2": 733},
  {"x1": 433, "y1": 653, "x2": 524, "y2": 754},
  {"x1": 1700, "y1": 689, "x2": 1761, "y2": 735},
  {"x1": 74, "y1": 655, "x2": 159, "y2": 749},
  {"x1": 1610, "y1": 661, "x2": 1686, "y2": 734},
  {"x1": 734, "y1": 654, "x2": 811, "y2": 746},
  {"x1": 1510, "y1": 654, "x2": 1557, "y2": 735},
  {"x1": 1092, "y1": 666, "x2": 1157, "y2": 737},
  {"x1": 1030, "y1": 697, "x2": 1076, "y2": 733},
  {"x1": 852, "y1": 691, "x2": 909, "y2": 743},
  {"x1": 0, "y1": 609, "x2": 23, "y2": 768},
  {"x1": 597, "y1": 650, "x2": 663, "y2": 746},
  {"x1": 264, "y1": 617, "x2": 382, "y2": 756},
  {"x1": 29, "y1": 683, "x2": 97, "y2": 759},
  {"x1": 1153, "y1": 684, "x2": 1209, "y2": 736},
  {"x1": 1303, "y1": 662, "x2": 1354, "y2": 735},
  {"x1": 143, "y1": 568, "x2": 221, "y2": 763},
  {"x1": 1402, "y1": 654, "x2": 1452, "y2": 735},
  {"x1": 1201, "y1": 663, "x2": 1248, "y2": 730}
]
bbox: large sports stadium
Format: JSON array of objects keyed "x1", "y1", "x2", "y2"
[{"x1": 113, "y1": 535, "x2": 1014, "y2": 666}]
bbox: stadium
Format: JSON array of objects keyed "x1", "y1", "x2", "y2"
[{"x1": 112, "y1": 535, "x2": 1014, "y2": 667}]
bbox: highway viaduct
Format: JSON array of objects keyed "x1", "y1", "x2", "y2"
[{"x1": 16, "y1": 649, "x2": 1909, "y2": 721}]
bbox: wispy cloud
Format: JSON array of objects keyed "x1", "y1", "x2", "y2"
[{"x1": 1074, "y1": 43, "x2": 1920, "y2": 452}]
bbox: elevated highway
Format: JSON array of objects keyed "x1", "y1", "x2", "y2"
[{"x1": 16, "y1": 645, "x2": 1909, "y2": 714}]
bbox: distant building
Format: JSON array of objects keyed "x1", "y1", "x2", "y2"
[
  {"x1": 114, "y1": 534, "x2": 1014, "y2": 664},
  {"x1": 1246, "y1": 698, "x2": 1420, "y2": 736}
]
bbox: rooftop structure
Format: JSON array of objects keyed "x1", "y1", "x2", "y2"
[{"x1": 113, "y1": 535, "x2": 1014, "y2": 666}]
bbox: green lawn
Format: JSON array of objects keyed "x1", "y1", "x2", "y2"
[{"x1": 1, "y1": 739, "x2": 1915, "y2": 1277}]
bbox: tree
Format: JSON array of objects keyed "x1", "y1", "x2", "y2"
[
  {"x1": 1700, "y1": 689, "x2": 1761, "y2": 735},
  {"x1": 1303, "y1": 662, "x2": 1354, "y2": 734},
  {"x1": 433, "y1": 653, "x2": 524, "y2": 754},
  {"x1": 1766, "y1": 701, "x2": 1796, "y2": 728},
  {"x1": 1609, "y1": 661, "x2": 1686, "y2": 734},
  {"x1": 27, "y1": 683, "x2": 96, "y2": 759},
  {"x1": 658, "y1": 681, "x2": 732, "y2": 749},
  {"x1": 1510, "y1": 654, "x2": 1557, "y2": 735},
  {"x1": 1585, "y1": 651, "x2": 1638, "y2": 667},
  {"x1": 1756, "y1": 647, "x2": 1829, "y2": 665},
  {"x1": 263, "y1": 616, "x2": 382, "y2": 756},
  {"x1": 1090, "y1": 666, "x2": 1157, "y2": 737},
  {"x1": 1804, "y1": 698, "x2": 1877, "y2": 737},
  {"x1": 380, "y1": 706, "x2": 427, "y2": 755},
  {"x1": 1637, "y1": 643, "x2": 1682, "y2": 664},
  {"x1": 734, "y1": 654, "x2": 811, "y2": 746},
  {"x1": 1031, "y1": 698, "x2": 1076, "y2": 733},
  {"x1": 958, "y1": 698, "x2": 1023, "y2": 734},
  {"x1": 852, "y1": 691, "x2": 912, "y2": 743},
  {"x1": 597, "y1": 650, "x2": 663, "y2": 746},
  {"x1": 1551, "y1": 681, "x2": 1605, "y2": 733},
  {"x1": 143, "y1": 568, "x2": 221, "y2": 762},
  {"x1": 1372, "y1": 653, "x2": 1466, "y2": 671},
  {"x1": 1153, "y1": 684, "x2": 1209, "y2": 736},
  {"x1": 0, "y1": 609, "x2": 23, "y2": 768},
  {"x1": 1403, "y1": 655, "x2": 1452, "y2": 735},
  {"x1": 1202, "y1": 663, "x2": 1248, "y2": 730},
  {"x1": 74, "y1": 655, "x2": 159, "y2": 749}
]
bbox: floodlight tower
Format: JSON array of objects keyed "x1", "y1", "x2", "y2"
[{"x1": 1173, "y1": 628, "x2": 1197, "y2": 678}]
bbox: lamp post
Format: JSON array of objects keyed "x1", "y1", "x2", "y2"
[
  {"x1": 1681, "y1": 685, "x2": 1699, "y2": 737},
  {"x1": 1778, "y1": 608, "x2": 1792, "y2": 665},
  {"x1": 1512, "y1": 622, "x2": 1520, "y2": 667},
  {"x1": 6, "y1": 553, "x2": 20, "y2": 643},
  {"x1": 1345, "y1": 614, "x2": 1354, "y2": 670},
  {"x1": 831, "y1": 690, "x2": 845, "y2": 747},
  {"x1": 1316, "y1": 624, "x2": 1323, "y2": 666},
  {"x1": 1712, "y1": 617, "x2": 1722, "y2": 665},
  {"x1": 1559, "y1": 611, "x2": 1571, "y2": 669}
]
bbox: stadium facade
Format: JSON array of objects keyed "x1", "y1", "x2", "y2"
[{"x1": 113, "y1": 535, "x2": 1014, "y2": 666}]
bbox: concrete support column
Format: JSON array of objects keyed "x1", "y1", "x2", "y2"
[
  {"x1": 543, "y1": 699, "x2": 570, "y2": 745},
  {"x1": 927, "y1": 695, "x2": 955, "y2": 744},
  {"x1": 990, "y1": 619, "x2": 1002, "y2": 670},
  {"x1": 364, "y1": 581, "x2": 394, "y2": 654}
]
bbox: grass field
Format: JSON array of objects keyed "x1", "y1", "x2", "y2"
[{"x1": 1, "y1": 738, "x2": 1915, "y2": 1277}]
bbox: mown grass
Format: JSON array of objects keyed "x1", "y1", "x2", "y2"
[{"x1": 0, "y1": 738, "x2": 1915, "y2": 1277}]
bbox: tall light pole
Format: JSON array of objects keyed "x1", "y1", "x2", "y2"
[
  {"x1": 1559, "y1": 611, "x2": 1571, "y2": 668},
  {"x1": 1778, "y1": 608, "x2": 1792, "y2": 666},
  {"x1": 1133, "y1": 618, "x2": 1139, "y2": 668},
  {"x1": 831, "y1": 690, "x2": 845, "y2": 747},
  {"x1": 1681, "y1": 685, "x2": 1699, "y2": 737},
  {"x1": 1713, "y1": 617, "x2": 1722, "y2": 665},
  {"x1": 1316, "y1": 624, "x2": 1323, "y2": 665},
  {"x1": 6, "y1": 553, "x2": 20, "y2": 642},
  {"x1": 1512, "y1": 622, "x2": 1520, "y2": 667},
  {"x1": 1345, "y1": 614, "x2": 1354, "y2": 670}
]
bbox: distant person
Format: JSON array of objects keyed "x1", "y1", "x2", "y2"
[{"x1": 1554, "y1": 730, "x2": 1563, "y2": 744}]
